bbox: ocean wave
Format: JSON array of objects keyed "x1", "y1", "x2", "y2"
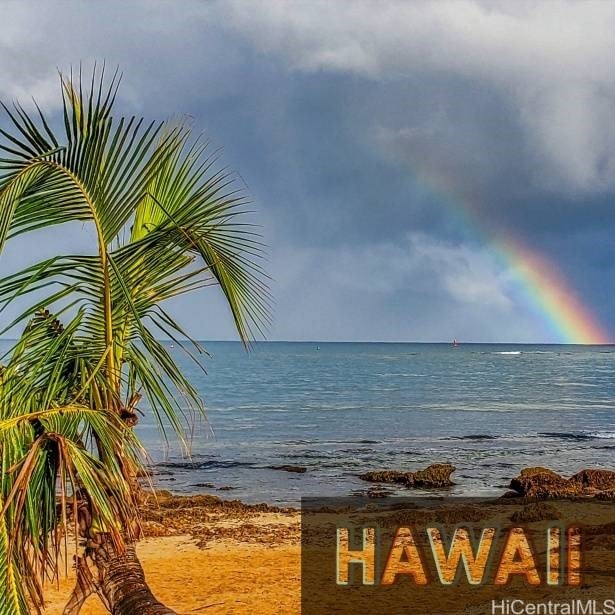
[
  {"x1": 443, "y1": 434, "x2": 500, "y2": 441},
  {"x1": 537, "y1": 431, "x2": 615, "y2": 441},
  {"x1": 277, "y1": 439, "x2": 316, "y2": 445},
  {"x1": 495, "y1": 351, "x2": 521, "y2": 355},
  {"x1": 590, "y1": 431, "x2": 615, "y2": 439},
  {"x1": 552, "y1": 381, "x2": 599, "y2": 387},
  {"x1": 376, "y1": 372, "x2": 427, "y2": 377},
  {"x1": 156, "y1": 459, "x2": 256, "y2": 470},
  {"x1": 538, "y1": 432, "x2": 593, "y2": 441},
  {"x1": 277, "y1": 438, "x2": 382, "y2": 448}
]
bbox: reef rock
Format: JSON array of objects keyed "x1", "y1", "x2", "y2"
[
  {"x1": 509, "y1": 467, "x2": 571, "y2": 498},
  {"x1": 509, "y1": 467, "x2": 615, "y2": 499},
  {"x1": 569, "y1": 469, "x2": 615, "y2": 492},
  {"x1": 268, "y1": 465, "x2": 307, "y2": 474},
  {"x1": 359, "y1": 463, "x2": 455, "y2": 488}
]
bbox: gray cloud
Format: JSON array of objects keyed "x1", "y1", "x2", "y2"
[
  {"x1": 0, "y1": 1, "x2": 612, "y2": 342},
  {"x1": 221, "y1": 0, "x2": 615, "y2": 193}
]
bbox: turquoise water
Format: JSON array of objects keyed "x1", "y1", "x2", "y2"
[{"x1": 137, "y1": 342, "x2": 615, "y2": 505}]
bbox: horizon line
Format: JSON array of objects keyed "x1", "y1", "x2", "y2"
[{"x1": 0, "y1": 337, "x2": 612, "y2": 346}]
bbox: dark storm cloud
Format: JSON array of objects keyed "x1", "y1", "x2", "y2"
[{"x1": 0, "y1": 1, "x2": 614, "y2": 341}]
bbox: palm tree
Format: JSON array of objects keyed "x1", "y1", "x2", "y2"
[{"x1": 0, "y1": 66, "x2": 269, "y2": 614}]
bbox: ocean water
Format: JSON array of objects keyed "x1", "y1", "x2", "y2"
[{"x1": 136, "y1": 342, "x2": 615, "y2": 506}]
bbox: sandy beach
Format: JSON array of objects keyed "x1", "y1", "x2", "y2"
[
  {"x1": 45, "y1": 536, "x2": 301, "y2": 614},
  {"x1": 44, "y1": 494, "x2": 301, "y2": 614},
  {"x1": 42, "y1": 483, "x2": 615, "y2": 615}
]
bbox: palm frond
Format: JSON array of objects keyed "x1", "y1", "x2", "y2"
[
  {"x1": 0, "y1": 506, "x2": 27, "y2": 614},
  {"x1": 0, "y1": 66, "x2": 271, "y2": 609}
]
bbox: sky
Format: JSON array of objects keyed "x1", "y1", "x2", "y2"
[{"x1": 1, "y1": 0, "x2": 614, "y2": 343}]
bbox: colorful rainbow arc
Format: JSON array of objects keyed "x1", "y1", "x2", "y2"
[
  {"x1": 499, "y1": 238, "x2": 610, "y2": 345},
  {"x1": 407, "y1": 170, "x2": 611, "y2": 344}
]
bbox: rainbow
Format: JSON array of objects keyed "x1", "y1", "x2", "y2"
[
  {"x1": 406, "y1": 166, "x2": 610, "y2": 344},
  {"x1": 497, "y1": 237, "x2": 609, "y2": 345}
]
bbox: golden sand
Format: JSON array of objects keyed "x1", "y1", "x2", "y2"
[
  {"x1": 43, "y1": 493, "x2": 615, "y2": 614},
  {"x1": 45, "y1": 510, "x2": 301, "y2": 614}
]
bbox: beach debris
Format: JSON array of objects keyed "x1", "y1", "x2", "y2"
[
  {"x1": 359, "y1": 463, "x2": 456, "y2": 488},
  {"x1": 139, "y1": 491, "x2": 298, "y2": 548},
  {"x1": 508, "y1": 467, "x2": 615, "y2": 498}
]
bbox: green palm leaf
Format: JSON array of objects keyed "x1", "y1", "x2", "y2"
[
  {"x1": 0, "y1": 65, "x2": 270, "y2": 611},
  {"x1": 0, "y1": 506, "x2": 26, "y2": 615}
]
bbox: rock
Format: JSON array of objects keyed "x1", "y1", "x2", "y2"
[
  {"x1": 359, "y1": 463, "x2": 455, "y2": 488},
  {"x1": 137, "y1": 467, "x2": 173, "y2": 478},
  {"x1": 359, "y1": 470, "x2": 408, "y2": 484},
  {"x1": 509, "y1": 467, "x2": 615, "y2": 499},
  {"x1": 510, "y1": 503, "x2": 560, "y2": 523},
  {"x1": 500, "y1": 490, "x2": 522, "y2": 499},
  {"x1": 569, "y1": 469, "x2": 615, "y2": 492},
  {"x1": 268, "y1": 465, "x2": 307, "y2": 474},
  {"x1": 366, "y1": 487, "x2": 391, "y2": 499},
  {"x1": 411, "y1": 463, "x2": 456, "y2": 487},
  {"x1": 509, "y1": 467, "x2": 570, "y2": 498}
]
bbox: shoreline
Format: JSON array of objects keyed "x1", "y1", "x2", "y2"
[
  {"x1": 148, "y1": 452, "x2": 615, "y2": 507},
  {"x1": 44, "y1": 464, "x2": 615, "y2": 613}
]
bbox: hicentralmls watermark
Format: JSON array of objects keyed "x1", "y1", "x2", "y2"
[
  {"x1": 301, "y1": 498, "x2": 615, "y2": 614},
  {"x1": 491, "y1": 599, "x2": 615, "y2": 614}
]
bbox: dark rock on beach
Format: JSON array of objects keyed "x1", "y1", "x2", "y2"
[
  {"x1": 350, "y1": 485, "x2": 394, "y2": 499},
  {"x1": 510, "y1": 502, "x2": 560, "y2": 523},
  {"x1": 137, "y1": 467, "x2": 174, "y2": 478},
  {"x1": 501, "y1": 490, "x2": 522, "y2": 499},
  {"x1": 509, "y1": 467, "x2": 615, "y2": 499},
  {"x1": 410, "y1": 463, "x2": 456, "y2": 487},
  {"x1": 366, "y1": 486, "x2": 392, "y2": 498},
  {"x1": 359, "y1": 470, "x2": 406, "y2": 484},
  {"x1": 570, "y1": 469, "x2": 615, "y2": 493},
  {"x1": 509, "y1": 467, "x2": 571, "y2": 498},
  {"x1": 359, "y1": 463, "x2": 456, "y2": 488},
  {"x1": 268, "y1": 465, "x2": 307, "y2": 473}
]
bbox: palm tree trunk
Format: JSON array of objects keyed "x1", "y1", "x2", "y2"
[
  {"x1": 63, "y1": 538, "x2": 177, "y2": 615},
  {"x1": 63, "y1": 399, "x2": 177, "y2": 614},
  {"x1": 93, "y1": 539, "x2": 177, "y2": 615}
]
